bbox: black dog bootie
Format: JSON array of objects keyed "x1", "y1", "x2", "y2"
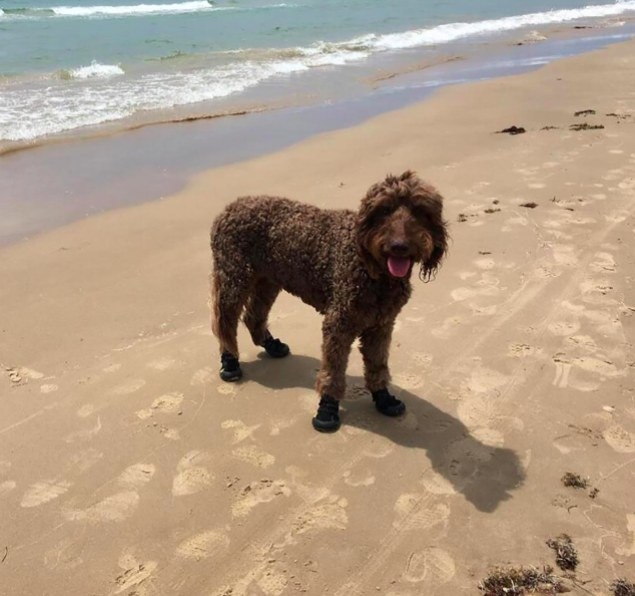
[
  {"x1": 220, "y1": 352, "x2": 243, "y2": 382},
  {"x1": 372, "y1": 388, "x2": 406, "y2": 416},
  {"x1": 312, "y1": 395, "x2": 341, "y2": 432},
  {"x1": 262, "y1": 335, "x2": 290, "y2": 358}
]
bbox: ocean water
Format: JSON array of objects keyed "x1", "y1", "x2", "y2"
[{"x1": 2, "y1": 0, "x2": 635, "y2": 146}]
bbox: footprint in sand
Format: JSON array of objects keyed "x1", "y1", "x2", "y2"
[
  {"x1": 172, "y1": 450, "x2": 212, "y2": 497},
  {"x1": 603, "y1": 424, "x2": 635, "y2": 453},
  {"x1": 615, "y1": 514, "x2": 635, "y2": 558},
  {"x1": 551, "y1": 244, "x2": 578, "y2": 267},
  {"x1": 393, "y1": 493, "x2": 450, "y2": 531},
  {"x1": 232, "y1": 444, "x2": 275, "y2": 469},
  {"x1": 40, "y1": 383, "x2": 59, "y2": 394},
  {"x1": 175, "y1": 529, "x2": 230, "y2": 561},
  {"x1": 110, "y1": 378, "x2": 146, "y2": 396},
  {"x1": 420, "y1": 470, "x2": 456, "y2": 496},
  {"x1": 256, "y1": 567, "x2": 289, "y2": 596},
  {"x1": 0, "y1": 480, "x2": 17, "y2": 496},
  {"x1": 221, "y1": 419, "x2": 261, "y2": 444},
  {"x1": 508, "y1": 343, "x2": 544, "y2": 359},
  {"x1": 343, "y1": 469, "x2": 376, "y2": 487},
  {"x1": 64, "y1": 416, "x2": 102, "y2": 443},
  {"x1": 113, "y1": 551, "x2": 158, "y2": 596},
  {"x1": 392, "y1": 372, "x2": 424, "y2": 390},
  {"x1": 64, "y1": 462, "x2": 155, "y2": 523},
  {"x1": 474, "y1": 257, "x2": 496, "y2": 270},
  {"x1": 361, "y1": 435, "x2": 395, "y2": 459},
  {"x1": 411, "y1": 352, "x2": 433, "y2": 366},
  {"x1": 76, "y1": 403, "x2": 96, "y2": 418},
  {"x1": 146, "y1": 357, "x2": 177, "y2": 371},
  {"x1": 190, "y1": 366, "x2": 215, "y2": 386},
  {"x1": 217, "y1": 383, "x2": 238, "y2": 395},
  {"x1": 232, "y1": 479, "x2": 291, "y2": 518},
  {"x1": 20, "y1": 479, "x2": 72, "y2": 508},
  {"x1": 403, "y1": 547, "x2": 456, "y2": 585},
  {"x1": 136, "y1": 392, "x2": 184, "y2": 420},
  {"x1": 291, "y1": 494, "x2": 348, "y2": 535},
  {"x1": 118, "y1": 463, "x2": 156, "y2": 489},
  {"x1": 65, "y1": 491, "x2": 140, "y2": 523}
]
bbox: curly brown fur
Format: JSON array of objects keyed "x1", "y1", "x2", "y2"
[{"x1": 210, "y1": 171, "x2": 448, "y2": 421}]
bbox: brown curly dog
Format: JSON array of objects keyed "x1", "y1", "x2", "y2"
[{"x1": 210, "y1": 170, "x2": 448, "y2": 432}]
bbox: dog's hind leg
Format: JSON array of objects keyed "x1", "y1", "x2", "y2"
[
  {"x1": 359, "y1": 323, "x2": 405, "y2": 417},
  {"x1": 244, "y1": 278, "x2": 290, "y2": 359},
  {"x1": 211, "y1": 268, "x2": 249, "y2": 381}
]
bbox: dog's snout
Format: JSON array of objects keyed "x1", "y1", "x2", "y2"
[{"x1": 389, "y1": 242, "x2": 410, "y2": 256}]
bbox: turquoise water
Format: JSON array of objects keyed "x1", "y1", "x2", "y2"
[{"x1": 2, "y1": 0, "x2": 635, "y2": 143}]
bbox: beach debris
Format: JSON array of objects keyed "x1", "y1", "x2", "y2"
[
  {"x1": 457, "y1": 213, "x2": 478, "y2": 223},
  {"x1": 606, "y1": 112, "x2": 631, "y2": 120},
  {"x1": 519, "y1": 202, "x2": 538, "y2": 209},
  {"x1": 574, "y1": 109, "x2": 596, "y2": 116},
  {"x1": 561, "y1": 472, "x2": 588, "y2": 489},
  {"x1": 541, "y1": 125, "x2": 559, "y2": 130},
  {"x1": 484, "y1": 208, "x2": 501, "y2": 214},
  {"x1": 497, "y1": 125, "x2": 526, "y2": 135},
  {"x1": 612, "y1": 578, "x2": 635, "y2": 596},
  {"x1": 569, "y1": 123, "x2": 604, "y2": 131},
  {"x1": 546, "y1": 534, "x2": 579, "y2": 571},
  {"x1": 479, "y1": 566, "x2": 566, "y2": 595}
]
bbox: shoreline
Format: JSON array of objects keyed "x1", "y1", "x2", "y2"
[{"x1": 2, "y1": 22, "x2": 635, "y2": 246}]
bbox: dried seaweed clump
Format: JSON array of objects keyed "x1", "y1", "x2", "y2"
[
  {"x1": 561, "y1": 472, "x2": 588, "y2": 489},
  {"x1": 479, "y1": 566, "x2": 566, "y2": 595},
  {"x1": 612, "y1": 578, "x2": 635, "y2": 596},
  {"x1": 546, "y1": 534, "x2": 578, "y2": 571},
  {"x1": 569, "y1": 122, "x2": 604, "y2": 131},
  {"x1": 497, "y1": 125, "x2": 526, "y2": 135}
]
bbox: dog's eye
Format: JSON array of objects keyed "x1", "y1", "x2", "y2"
[
  {"x1": 411, "y1": 206, "x2": 430, "y2": 221},
  {"x1": 373, "y1": 205, "x2": 393, "y2": 218}
]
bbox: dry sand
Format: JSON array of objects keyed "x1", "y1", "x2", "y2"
[{"x1": 1, "y1": 39, "x2": 635, "y2": 595}]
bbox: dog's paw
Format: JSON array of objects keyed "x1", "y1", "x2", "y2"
[
  {"x1": 262, "y1": 336, "x2": 290, "y2": 359},
  {"x1": 220, "y1": 352, "x2": 243, "y2": 382},
  {"x1": 312, "y1": 395, "x2": 341, "y2": 432},
  {"x1": 372, "y1": 388, "x2": 406, "y2": 417}
]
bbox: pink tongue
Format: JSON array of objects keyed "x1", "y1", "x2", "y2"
[{"x1": 387, "y1": 256, "x2": 412, "y2": 278}]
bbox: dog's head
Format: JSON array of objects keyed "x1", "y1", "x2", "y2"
[{"x1": 356, "y1": 170, "x2": 448, "y2": 281}]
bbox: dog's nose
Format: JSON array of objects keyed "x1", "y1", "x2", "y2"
[{"x1": 389, "y1": 242, "x2": 410, "y2": 256}]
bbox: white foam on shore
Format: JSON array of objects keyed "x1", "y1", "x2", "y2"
[
  {"x1": 0, "y1": 1, "x2": 293, "y2": 19},
  {"x1": 67, "y1": 61, "x2": 125, "y2": 79},
  {"x1": 345, "y1": 1, "x2": 635, "y2": 51}
]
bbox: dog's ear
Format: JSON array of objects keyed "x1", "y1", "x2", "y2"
[
  {"x1": 416, "y1": 188, "x2": 449, "y2": 282},
  {"x1": 356, "y1": 212, "x2": 383, "y2": 280},
  {"x1": 355, "y1": 189, "x2": 384, "y2": 280}
]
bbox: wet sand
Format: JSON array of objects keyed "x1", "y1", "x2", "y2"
[{"x1": 1, "y1": 38, "x2": 635, "y2": 595}]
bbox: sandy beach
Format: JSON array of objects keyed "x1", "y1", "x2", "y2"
[{"x1": 1, "y1": 37, "x2": 635, "y2": 595}]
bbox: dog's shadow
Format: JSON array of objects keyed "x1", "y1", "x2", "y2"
[{"x1": 244, "y1": 353, "x2": 525, "y2": 513}]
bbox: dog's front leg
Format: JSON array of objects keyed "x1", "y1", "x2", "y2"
[
  {"x1": 312, "y1": 314, "x2": 356, "y2": 432},
  {"x1": 359, "y1": 322, "x2": 406, "y2": 417},
  {"x1": 359, "y1": 322, "x2": 394, "y2": 393}
]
